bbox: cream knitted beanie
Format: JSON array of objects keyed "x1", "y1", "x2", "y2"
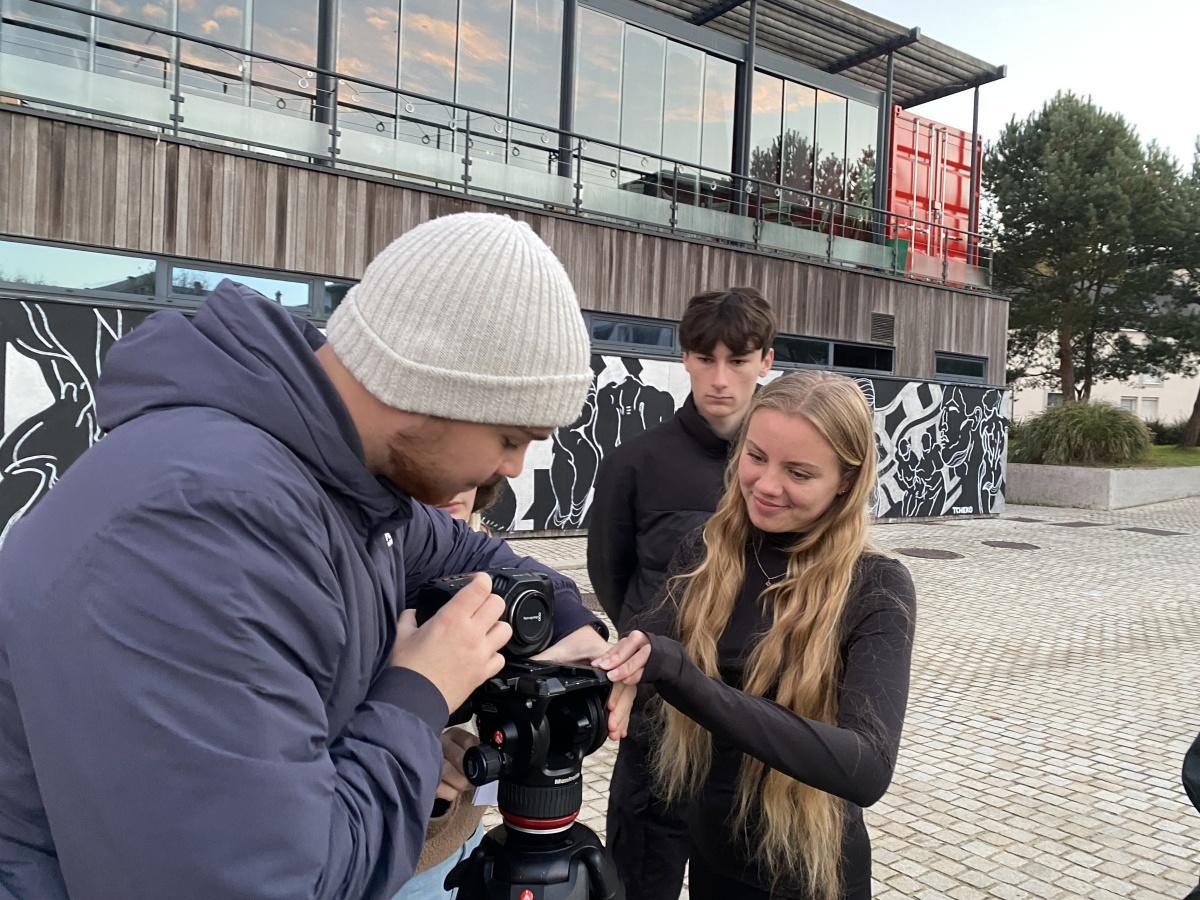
[{"x1": 325, "y1": 213, "x2": 591, "y2": 427}]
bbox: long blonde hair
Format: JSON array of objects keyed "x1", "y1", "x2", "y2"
[{"x1": 652, "y1": 371, "x2": 878, "y2": 900}]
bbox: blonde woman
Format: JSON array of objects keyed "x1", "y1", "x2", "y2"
[{"x1": 594, "y1": 372, "x2": 917, "y2": 900}]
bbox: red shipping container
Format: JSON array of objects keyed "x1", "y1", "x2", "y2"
[{"x1": 887, "y1": 106, "x2": 982, "y2": 274}]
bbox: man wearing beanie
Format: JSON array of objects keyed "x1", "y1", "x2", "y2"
[{"x1": 0, "y1": 213, "x2": 609, "y2": 900}]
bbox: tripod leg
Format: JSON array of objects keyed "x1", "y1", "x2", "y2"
[{"x1": 580, "y1": 846, "x2": 625, "y2": 900}]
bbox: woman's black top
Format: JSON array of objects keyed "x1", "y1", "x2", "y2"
[{"x1": 636, "y1": 531, "x2": 917, "y2": 898}]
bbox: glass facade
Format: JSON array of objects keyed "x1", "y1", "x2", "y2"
[
  {"x1": 749, "y1": 70, "x2": 877, "y2": 231},
  {"x1": 0, "y1": 2, "x2": 928, "y2": 285}
]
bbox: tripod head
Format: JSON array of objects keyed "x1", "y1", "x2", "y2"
[{"x1": 445, "y1": 660, "x2": 624, "y2": 900}]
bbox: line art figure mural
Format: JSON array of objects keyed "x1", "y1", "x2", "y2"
[{"x1": 0, "y1": 298, "x2": 1009, "y2": 538}]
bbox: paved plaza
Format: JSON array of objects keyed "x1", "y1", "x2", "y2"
[{"x1": 502, "y1": 497, "x2": 1200, "y2": 899}]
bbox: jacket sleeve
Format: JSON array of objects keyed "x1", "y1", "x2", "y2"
[
  {"x1": 8, "y1": 486, "x2": 447, "y2": 900},
  {"x1": 586, "y1": 450, "x2": 639, "y2": 625},
  {"x1": 641, "y1": 564, "x2": 916, "y2": 809},
  {"x1": 402, "y1": 502, "x2": 605, "y2": 641}
]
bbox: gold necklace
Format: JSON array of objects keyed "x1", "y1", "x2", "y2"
[{"x1": 751, "y1": 538, "x2": 787, "y2": 587}]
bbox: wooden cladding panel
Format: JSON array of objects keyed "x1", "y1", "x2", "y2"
[{"x1": 0, "y1": 110, "x2": 1008, "y2": 380}]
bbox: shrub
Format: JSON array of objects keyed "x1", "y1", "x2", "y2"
[
  {"x1": 1145, "y1": 417, "x2": 1189, "y2": 446},
  {"x1": 1011, "y1": 401, "x2": 1151, "y2": 466}
]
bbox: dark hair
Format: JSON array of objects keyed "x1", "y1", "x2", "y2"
[
  {"x1": 473, "y1": 477, "x2": 507, "y2": 514},
  {"x1": 678, "y1": 288, "x2": 777, "y2": 357}
]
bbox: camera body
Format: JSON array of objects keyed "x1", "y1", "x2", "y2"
[
  {"x1": 414, "y1": 570, "x2": 623, "y2": 898},
  {"x1": 412, "y1": 569, "x2": 611, "y2": 823},
  {"x1": 414, "y1": 568, "x2": 555, "y2": 658}
]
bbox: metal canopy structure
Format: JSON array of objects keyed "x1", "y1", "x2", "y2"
[{"x1": 638, "y1": 0, "x2": 1004, "y2": 108}]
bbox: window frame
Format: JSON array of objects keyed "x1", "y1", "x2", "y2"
[
  {"x1": 584, "y1": 311, "x2": 679, "y2": 359},
  {"x1": 934, "y1": 351, "x2": 988, "y2": 384}
]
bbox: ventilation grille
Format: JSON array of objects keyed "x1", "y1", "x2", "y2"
[{"x1": 870, "y1": 313, "x2": 895, "y2": 345}]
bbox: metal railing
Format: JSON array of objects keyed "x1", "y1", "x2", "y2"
[{"x1": 0, "y1": 0, "x2": 993, "y2": 290}]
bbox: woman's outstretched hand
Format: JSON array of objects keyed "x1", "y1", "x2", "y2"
[
  {"x1": 592, "y1": 631, "x2": 653, "y2": 742},
  {"x1": 591, "y1": 630, "x2": 652, "y2": 684}
]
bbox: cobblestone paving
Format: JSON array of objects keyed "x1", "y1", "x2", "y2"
[{"x1": 500, "y1": 498, "x2": 1200, "y2": 899}]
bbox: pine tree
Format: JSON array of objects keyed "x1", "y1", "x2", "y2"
[{"x1": 985, "y1": 93, "x2": 1179, "y2": 401}]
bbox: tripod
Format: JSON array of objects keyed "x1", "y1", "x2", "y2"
[{"x1": 445, "y1": 819, "x2": 624, "y2": 900}]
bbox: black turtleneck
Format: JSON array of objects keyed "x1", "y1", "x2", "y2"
[
  {"x1": 639, "y1": 534, "x2": 917, "y2": 898},
  {"x1": 588, "y1": 394, "x2": 733, "y2": 632}
]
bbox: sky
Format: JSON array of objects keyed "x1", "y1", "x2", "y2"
[{"x1": 853, "y1": 0, "x2": 1199, "y2": 169}]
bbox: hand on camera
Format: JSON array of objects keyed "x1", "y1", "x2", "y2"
[
  {"x1": 391, "y1": 572, "x2": 512, "y2": 712},
  {"x1": 531, "y1": 623, "x2": 610, "y2": 666},
  {"x1": 591, "y1": 630, "x2": 652, "y2": 742}
]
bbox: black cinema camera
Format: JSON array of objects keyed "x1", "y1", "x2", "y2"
[{"x1": 412, "y1": 570, "x2": 624, "y2": 900}]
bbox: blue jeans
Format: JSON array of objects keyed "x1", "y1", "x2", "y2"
[{"x1": 392, "y1": 824, "x2": 486, "y2": 900}]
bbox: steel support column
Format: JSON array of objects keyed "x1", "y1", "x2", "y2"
[
  {"x1": 873, "y1": 51, "x2": 895, "y2": 228},
  {"x1": 968, "y1": 84, "x2": 981, "y2": 262},
  {"x1": 732, "y1": 0, "x2": 758, "y2": 215},
  {"x1": 557, "y1": 0, "x2": 578, "y2": 180},
  {"x1": 315, "y1": 0, "x2": 337, "y2": 126}
]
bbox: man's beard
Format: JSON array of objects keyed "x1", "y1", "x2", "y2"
[{"x1": 382, "y1": 424, "x2": 489, "y2": 506}]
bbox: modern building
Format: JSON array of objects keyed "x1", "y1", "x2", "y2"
[
  {"x1": 0, "y1": 0, "x2": 1010, "y2": 534},
  {"x1": 1011, "y1": 329, "x2": 1199, "y2": 426}
]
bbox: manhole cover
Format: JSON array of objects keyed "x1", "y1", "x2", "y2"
[
  {"x1": 894, "y1": 547, "x2": 964, "y2": 560},
  {"x1": 982, "y1": 540, "x2": 1040, "y2": 550},
  {"x1": 1118, "y1": 527, "x2": 1187, "y2": 536},
  {"x1": 1050, "y1": 521, "x2": 1106, "y2": 528},
  {"x1": 1004, "y1": 516, "x2": 1043, "y2": 523}
]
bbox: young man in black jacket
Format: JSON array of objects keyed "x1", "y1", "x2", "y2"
[{"x1": 587, "y1": 287, "x2": 776, "y2": 900}]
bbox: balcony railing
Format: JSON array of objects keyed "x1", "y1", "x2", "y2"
[{"x1": 0, "y1": 0, "x2": 993, "y2": 291}]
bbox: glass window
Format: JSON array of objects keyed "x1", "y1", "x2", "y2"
[
  {"x1": 618, "y1": 25, "x2": 665, "y2": 188},
  {"x1": 781, "y1": 81, "x2": 816, "y2": 205},
  {"x1": 510, "y1": 0, "x2": 562, "y2": 126},
  {"x1": 458, "y1": 0, "x2": 511, "y2": 115},
  {"x1": 250, "y1": 0, "x2": 318, "y2": 119},
  {"x1": 700, "y1": 55, "x2": 736, "y2": 175},
  {"x1": 0, "y1": 241, "x2": 156, "y2": 294},
  {"x1": 832, "y1": 342, "x2": 892, "y2": 373},
  {"x1": 399, "y1": 0, "x2": 458, "y2": 146},
  {"x1": 814, "y1": 90, "x2": 847, "y2": 203},
  {"x1": 323, "y1": 280, "x2": 353, "y2": 317},
  {"x1": 177, "y1": 0, "x2": 246, "y2": 77},
  {"x1": 94, "y1": 0, "x2": 173, "y2": 86},
  {"x1": 589, "y1": 315, "x2": 675, "y2": 352},
  {"x1": 661, "y1": 42, "x2": 703, "y2": 167},
  {"x1": 1, "y1": 0, "x2": 90, "y2": 67},
  {"x1": 1141, "y1": 397, "x2": 1158, "y2": 420},
  {"x1": 845, "y1": 99, "x2": 878, "y2": 232},
  {"x1": 574, "y1": 8, "x2": 623, "y2": 185},
  {"x1": 935, "y1": 352, "x2": 987, "y2": 381},
  {"x1": 773, "y1": 335, "x2": 830, "y2": 367},
  {"x1": 509, "y1": 0, "x2": 562, "y2": 172},
  {"x1": 748, "y1": 71, "x2": 782, "y2": 186},
  {"x1": 1046, "y1": 392, "x2": 1063, "y2": 409},
  {"x1": 1119, "y1": 397, "x2": 1137, "y2": 414},
  {"x1": 337, "y1": 0, "x2": 400, "y2": 115},
  {"x1": 1140, "y1": 372, "x2": 1164, "y2": 386},
  {"x1": 458, "y1": 0, "x2": 512, "y2": 164},
  {"x1": 171, "y1": 267, "x2": 309, "y2": 308}
]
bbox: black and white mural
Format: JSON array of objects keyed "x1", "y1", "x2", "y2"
[
  {"x1": 0, "y1": 297, "x2": 1010, "y2": 539},
  {"x1": 0, "y1": 299, "x2": 148, "y2": 544}
]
